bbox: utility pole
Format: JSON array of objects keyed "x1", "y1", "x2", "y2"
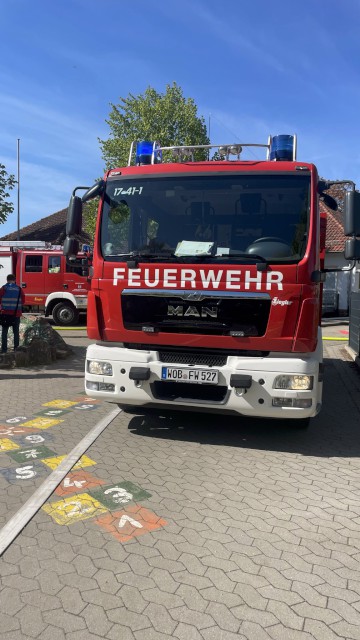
[{"x1": 17, "y1": 138, "x2": 20, "y2": 240}]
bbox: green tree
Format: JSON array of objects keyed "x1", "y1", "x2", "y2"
[
  {"x1": 0, "y1": 163, "x2": 16, "y2": 223},
  {"x1": 84, "y1": 83, "x2": 209, "y2": 238},
  {"x1": 100, "y1": 82, "x2": 209, "y2": 168}
]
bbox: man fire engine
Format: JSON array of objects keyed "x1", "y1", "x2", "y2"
[{"x1": 64, "y1": 135, "x2": 360, "y2": 426}]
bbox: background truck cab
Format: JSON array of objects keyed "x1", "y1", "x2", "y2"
[{"x1": 0, "y1": 242, "x2": 90, "y2": 325}]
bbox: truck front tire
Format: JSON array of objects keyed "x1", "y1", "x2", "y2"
[{"x1": 52, "y1": 302, "x2": 79, "y2": 326}]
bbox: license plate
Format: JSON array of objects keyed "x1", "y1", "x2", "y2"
[{"x1": 161, "y1": 367, "x2": 219, "y2": 384}]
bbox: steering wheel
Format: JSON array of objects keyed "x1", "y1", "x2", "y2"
[{"x1": 251, "y1": 237, "x2": 286, "y2": 244}]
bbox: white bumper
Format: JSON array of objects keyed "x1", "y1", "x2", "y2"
[{"x1": 84, "y1": 330, "x2": 323, "y2": 420}]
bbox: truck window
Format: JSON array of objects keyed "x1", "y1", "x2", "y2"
[
  {"x1": 48, "y1": 256, "x2": 61, "y2": 273},
  {"x1": 65, "y1": 258, "x2": 83, "y2": 276},
  {"x1": 25, "y1": 255, "x2": 43, "y2": 273},
  {"x1": 101, "y1": 175, "x2": 310, "y2": 261}
]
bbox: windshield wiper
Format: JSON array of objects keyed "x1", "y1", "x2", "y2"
[
  {"x1": 217, "y1": 252, "x2": 267, "y2": 264},
  {"x1": 109, "y1": 250, "x2": 185, "y2": 265},
  {"x1": 179, "y1": 252, "x2": 268, "y2": 265}
]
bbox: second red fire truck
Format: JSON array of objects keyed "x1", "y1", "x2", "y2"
[{"x1": 0, "y1": 242, "x2": 90, "y2": 325}]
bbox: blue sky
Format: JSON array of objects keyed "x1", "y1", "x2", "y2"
[{"x1": 1, "y1": 0, "x2": 360, "y2": 237}]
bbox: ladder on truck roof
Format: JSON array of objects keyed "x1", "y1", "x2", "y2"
[{"x1": 0, "y1": 241, "x2": 62, "y2": 251}]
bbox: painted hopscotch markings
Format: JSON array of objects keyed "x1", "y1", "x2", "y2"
[
  {"x1": 20, "y1": 418, "x2": 64, "y2": 430},
  {"x1": 41, "y1": 454, "x2": 96, "y2": 470},
  {"x1": 89, "y1": 481, "x2": 152, "y2": 511},
  {"x1": 4, "y1": 416, "x2": 31, "y2": 425},
  {"x1": 55, "y1": 470, "x2": 106, "y2": 497},
  {"x1": 42, "y1": 493, "x2": 108, "y2": 525},
  {"x1": 0, "y1": 407, "x2": 122, "y2": 556},
  {"x1": 0, "y1": 425, "x2": 39, "y2": 437},
  {"x1": 35, "y1": 408, "x2": 72, "y2": 418},
  {"x1": 73, "y1": 396, "x2": 101, "y2": 404},
  {"x1": 8, "y1": 445, "x2": 58, "y2": 464},
  {"x1": 42, "y1": 400, "x2": 79, "y2": 409},
  {"x1": 73, "y1": 403, "x2": 99, "y2": 411},
  {"x1": 95, "y1": 505, "x2": 167, "y2": 543},
  {"x1": 19, "y1": 433, "x2": 54, "y2": 447},
  {"x1": 0, "y1": 438, "x2": 21, "y2": 452},
  {"x1": 0, "y1": 462, "x2": 48, "y2": 484}
]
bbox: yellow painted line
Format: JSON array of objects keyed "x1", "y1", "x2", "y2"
[
  {"x1": 53, "y1": 326, "x2": 86, "y2": 330},
  {"x1": 322, "y1": 337, "x2": 348, "y2": 341}
]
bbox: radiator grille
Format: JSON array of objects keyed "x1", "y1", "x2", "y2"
[{"x1": 159, "y1": 351, "x2": 227, "y2": 367}]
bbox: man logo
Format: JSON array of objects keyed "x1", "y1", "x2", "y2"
[{"x1": 167, "y1": 305, "x2": 218, "y2": 318}]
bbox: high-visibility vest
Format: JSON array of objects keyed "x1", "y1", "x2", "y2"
[{"x1": 1, "y1": 284, "x2": 22, "y2": 313}]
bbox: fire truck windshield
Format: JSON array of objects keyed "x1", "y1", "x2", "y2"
[{"x1": 100, "y1": 174, "x2": 310, "y2": 262}]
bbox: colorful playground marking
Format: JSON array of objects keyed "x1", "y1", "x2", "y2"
[
  {"x1": 95, "y1": 505, "x2": 167, "y2": 543},
  {"x1": 42, "y1": 493, "x2": 108, "y2": 525}
]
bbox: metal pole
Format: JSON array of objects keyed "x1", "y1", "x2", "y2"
[{"x1": 17, "y1": 138, "x2": 20, "y2": 240}]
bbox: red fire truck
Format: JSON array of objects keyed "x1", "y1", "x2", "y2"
[
  {"x1": 0, "y1": 242, "x2": 90, "y2": 325},
  {"x1": 64, "y1": 135, "x2": 360, "y2": 426}
]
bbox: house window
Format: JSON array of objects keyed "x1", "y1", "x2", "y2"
[
  {"x1": 48, "y1": 256, "x2": 61, "y2": 273},
  {"x1": 25, "y1": 255, "x2": 43, "y2": 273}
]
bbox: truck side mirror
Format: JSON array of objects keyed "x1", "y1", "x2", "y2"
[
  {"x1": 344, "y1": 190, "x2": 360, "y2": 236},
  {"x1": 82, "y1": 180, "x2": 104, "y2": 203},
  {"x1": 345, "y1": 238, "x2": 360, "y2": 261},
  {"x1": 63, "y1": 236, "x2": 80, "y2": 258},
  {"x1": 66, "y1": 195, "x2": 83, "y2": 236}
]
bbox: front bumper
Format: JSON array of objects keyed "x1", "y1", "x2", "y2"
[{"x1": 84, "y1": 333, "x2": 323, "y2": 420}]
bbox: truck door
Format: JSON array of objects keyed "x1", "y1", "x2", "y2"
[
  {"x1": 63, "y1": 256, "x2": 89, "y2": 296},
  {"x1": 44, "y1": 254, "x2": 63, "y2": 294},
  {"x1": 20, "y1": 253, "x2": 45, "y2": 306}
]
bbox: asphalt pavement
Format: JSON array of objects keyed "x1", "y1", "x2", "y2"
[{"x1": 1, "y1": 321, "x2": 360, "y2": 640}]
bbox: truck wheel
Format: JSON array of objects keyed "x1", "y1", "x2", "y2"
[{"x1": 52, "y1": 302, "x2": 79, "y2": 326}]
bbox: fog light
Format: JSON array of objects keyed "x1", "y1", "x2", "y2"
[
  {"x1": 293, "y1": 398, "x2": 312, "y2": 408},
  {"x1": 87, "y1": 360, "x2": 113, "y2": 376},
  {"x1": 99, "y1": 383, "x2": 115, "y2": 392},
  {"x1": 272, "y1": 397, "x2": 293, "y2": 407},
  {"x1": 272, "y1": 397, "x2": 312, "y2": 408},
  {"x1": 273, "y1": 375, "x2": 313, "y2": 390},
  {"x1": 86, "y1": 381, "x2": 99, "y2": 391}
]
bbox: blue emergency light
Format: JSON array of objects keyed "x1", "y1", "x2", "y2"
[
  {"x1": 136, "y1": 141, "x2": 154, "y2": 165},
  {"x1": 269, "y1": 135, "x2": 295, "y2": 161},
  {"x1": 135, "y1": 141, "x2": 163, "y2": 165}
]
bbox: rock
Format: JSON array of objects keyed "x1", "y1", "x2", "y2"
[
  {"x1": 14, "y1": 346, "x2": 29, "y2": 367},
  {"x1": 0, "y1": 315, "x2": 73, "y2": 368},
  {"x1": 0, "y1": 352, "x2": 15, "y2": 368},
  {"x1": 26, "y1": 338, "x2": 53, "y2": 366}
]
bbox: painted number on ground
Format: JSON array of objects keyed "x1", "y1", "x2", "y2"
[
  {"x1": 20, "y1": 418, "x2": 64, "y2": 430},
  {"x1": 42, "y1": 493, "x2": 108, "y2": 525},
  {"x1": 8, "y1": 445, "x2": 57, "y2": 463},
  {"x1": 89, "y1": 481, "x2": 151, "y2": 510},
  {"x1": 55, "y1": 470, "x2": 106, "y2": 496},
  {"x1": 36, "y1": 408, "x2": 72, "y2": 417},
  {"x1": 95, "y1": 505, "x2": 167, "y2": 543},
  {"x1": 0, "y1": 463, "x2": 48, "y2": 483},
  {"x1": 42, "y1": 400, "x2": 78, "y2": 409}
]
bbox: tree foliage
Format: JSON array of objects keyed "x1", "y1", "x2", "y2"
[
  {"x1": 0, "y1": 163, "x2": 16, "y2": 223},
  {"x1": 99, "y1": 82, "x2": 209, "y2": 169},
  {"x1": 84, "y1": 84, "x2": 209, "y2": 238}
]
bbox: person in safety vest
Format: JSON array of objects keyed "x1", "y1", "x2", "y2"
[{"x1": 0, "y1": 274, "x2": 25, "y2": 353}]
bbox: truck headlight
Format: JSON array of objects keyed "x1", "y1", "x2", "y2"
[
  {"x1": 273, "y1": 375, "x2": 313, "y2": 390},
  {"x1": 87, "y1": 360, "x2": 113, "y2": 376}
]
